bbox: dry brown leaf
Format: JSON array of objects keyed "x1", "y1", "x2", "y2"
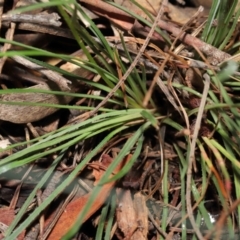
[
  {"x1": 133, "y1": 192, "x2": 148, "y2": 239},
  {"x1": 116, "y1": 189, "x2": 138, "y2": 239},
  {"x1": 116, "y1": 189, "x2": 148, "y2": 240}
]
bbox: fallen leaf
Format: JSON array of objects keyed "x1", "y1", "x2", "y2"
[
  {"x1": 116, "y1": 189, "x2": 138, "y2": 239},
  {"x1": 116, "y1": 189, "x2": 148, "y2": 240},
  {"x1": 0, "y1": 207, "x2": 25, "y2": 240},
  {"x1": 133, "y1": 192, "x2": 148, "y2": 239},
  {"x1": 46, "y1": 154, "x2": 132, "y2": 239}
]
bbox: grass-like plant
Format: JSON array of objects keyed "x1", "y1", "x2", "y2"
[{"x1": 0, "y1": 0, "x2": 240, "y2": 239}]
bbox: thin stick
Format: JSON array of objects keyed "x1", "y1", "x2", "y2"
[
  {"x1": 87, "y1": 0, "x2": 168, "y2": 118},
  {"x1": 0, "y1": 0, "x2": 16, "y2": 74},
  {"x1": 11, "y1": 55, "x2": 71, "y2": 90},
  {"x1": 2, "y1": 12, "x2": 62, "y2": 27},
  {"x1": 186, "y1": 73, "x2": 210, "y2": 240},
  {"x1": 148, "y1": 210, "x2": 168, "y2": 238}
]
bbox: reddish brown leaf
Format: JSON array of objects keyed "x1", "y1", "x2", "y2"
[
  {"x1": 47, "y1": 154, "x2": 131, "y2": 239},
  {"x1": 0, "y1": 207, "x2": 25, "y2": 240}
]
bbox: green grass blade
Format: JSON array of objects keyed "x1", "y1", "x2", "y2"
[
  {"x1": 104, "y1": 194, "x2": 116, "y2": 240},
  {"x1": 95, "y1": 203, "x2": 109, "y2": 240}
]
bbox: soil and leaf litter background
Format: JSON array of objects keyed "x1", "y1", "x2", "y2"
[{"x1": 0, "y1": 0, "x2": 240, "y2": 239}]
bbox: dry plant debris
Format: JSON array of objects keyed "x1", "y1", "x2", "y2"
[{"x1": 0, "y1": 0, "x2": 240, "y2": 240}]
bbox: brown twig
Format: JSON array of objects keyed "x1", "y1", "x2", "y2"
[
  {"x1": 1, "y1": 12, "x2": 62, "y2": 27},
  {"x1": 159, "y1": 17, "x2": 230, "y2": 64},
  {"x1": 10, "y1": 55, "x2": 71, "y2": 90},
  {"x1": 3, "y1": 22, "x2": 73, "y2": 38},
  {"x1": 0, "y1": 1, "x2": 16, "y2": 74},
  {"x1": 148, "y1": 209, "x2": 168, "y2": 238}
]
